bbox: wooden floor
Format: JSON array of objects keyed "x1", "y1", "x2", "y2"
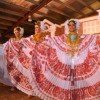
[{"x1": 0, "y1": 83, "x2": 42, "y2": 100}]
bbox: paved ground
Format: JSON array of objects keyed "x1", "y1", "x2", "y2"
[{"x1": 0, "y1": 83, "x2": 42, "y2": 100}]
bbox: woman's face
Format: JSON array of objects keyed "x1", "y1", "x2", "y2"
[
  {"x1": 14, "y1": 29, "x2": 21, "y2": 38},
  {"x1": 35, "y1": 24, "x2": 41, "y2": 34},
  {"x1": 68, "y1": 21, "x2": 76, "y2": 32}
]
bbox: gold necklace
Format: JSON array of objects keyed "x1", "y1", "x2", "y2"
[
  {"x1": 14, "y1": 37, "x2": 21, "y2": 41},
  {"x1": 33, "y1": 33, "x2": 44, "y2": 43},
  {"x1": 66, "y1": 33, "x2": 81, "y2": 56}
]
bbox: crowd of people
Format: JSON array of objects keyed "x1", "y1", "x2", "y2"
[{"x1": 0, "y1": 19, "x2": 100, "y2": 100}]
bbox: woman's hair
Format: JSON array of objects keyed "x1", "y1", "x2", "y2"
[
  {"x1": 68, "y1": 20, "x2": 76, "y2": 25},
  {"x1": 67, "y1": 19, "x2": 80, "y2": 29},
  {"x1": 35, "y1": 21, "x2": 41, "y2": 27},
  {"x1": 14, "y1": 26, "x2": 24, "y2": 37},
  {"x1": 14, "y1": 27, "x2": 21, "y2": 31}
]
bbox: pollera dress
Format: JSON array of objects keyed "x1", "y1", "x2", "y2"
[{"x1": 4, "y1": 34, "x2": 100, "y2": 100}]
